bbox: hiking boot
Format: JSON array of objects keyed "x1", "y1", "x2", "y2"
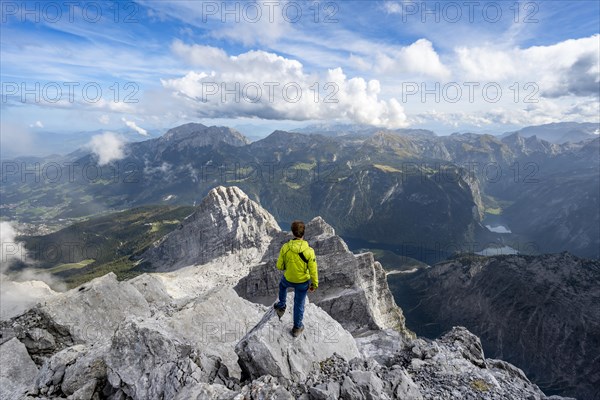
[
  {"x1": 273, "y1": 303, "x2": 286, "y2": 319},
  {"x1": 291, "y1": 326, "x2": 304, "y2": 337}
]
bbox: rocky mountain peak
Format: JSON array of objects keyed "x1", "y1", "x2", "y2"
[
  {"x1": 304, "y1": 216, "x2": 336, "y2": 238},
  {"x1": 161, "y1": 123, "x2": 249, "y2": 147},
  {"x1": 255, "y1": 130, "x2": 315, "y2": 148},
  {"x1": 140, "y1": 186, "x2": 280, "y2": 271}
]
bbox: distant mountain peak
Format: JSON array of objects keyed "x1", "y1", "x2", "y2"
[
  {"x1": 501, "y1": 121, "x2": 599, "y2": 144},
  {"x1": 161, "y1": 123, "x2": 249, "y2": 147},
  {"x1": 162, "y1": 122, "x2": 208, "y2": 140}
]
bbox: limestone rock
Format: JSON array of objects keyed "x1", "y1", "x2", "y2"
[
  {"x1": 157, "y1": 287, "x2": 266, "y2": 379},
  {"x1": 140, "y1": 186, "x2": 280, "y2": 271},
  {"x1": 173, "y1": 383, "x2": 237, "y2": 400},
  {"x1": 297, "y1": 353, "x2": 419, "y2": 400},
  {"x1": 0, "y1": 338, "x2": 38, "y2": 400},
  {"x1": 354, "y1": 329, "x2": 408, "y2": 367},
  {"x1": 129, "y1": 273, "x2": 179, "y2": 315},
  {"x1": 1, "y1": 272, "x2": 151, "y2": 368},
  {"x1": 105, "y1": 317, "x2": 230, "y2": 400},
  {"x1": 341, "y1": 370, "x2": 388, "y2": 400},
  {"x1": 34, "y1": 344, "x2": 88, "y2": 397},
  {"x1": 235, "y1": 293, "x2": 360, "y2": 382},
  {"x1": 400, "y1": 326, "x2": 555, "y2": 400},
  {"x1": 234, "y1": 375, "x2": 293, "y2": 400},
  {"x1": 236, "y1": 217, "x2": 411, "y2": 337},
  {"x1": 0, "y1": 306, "x2": 76, "y2": 365},
  {"x1": 438, "y1": 326, "x2": 486, "y2": 368}
]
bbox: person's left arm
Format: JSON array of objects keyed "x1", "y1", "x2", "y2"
[
  {"x1": 307, "y1": 248, "x2": 318, "y2": 289},
  {"x1": 277, "y1": 245, "x2": 286, "y2": 271}
]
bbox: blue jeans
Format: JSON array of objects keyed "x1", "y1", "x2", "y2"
[{"x1": 277, "y1": 276, "x2": 310, "y2": 329}]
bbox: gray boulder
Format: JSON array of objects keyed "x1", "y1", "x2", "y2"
[
  {"x1": 0, "y1": 338, "x2": 38, "y2": 400},
  {"x1": 42, "y1": 272, "x2": 151, "y2": 345},
  {"x1": 157, "y1": 287, "x2": 266, "y2": 379},
  {"x1": 235, "y1": 293, "x2": 360, "y2": 382},
  {"x1": 235, "y1": 375, "x2": 293, "y2": 400},
  {"x1": 173, "y1": 383, "x2": 237, "y2": 400},
  {"x1": 105, "y1": 317, "x2": 230, "y2": 400},
  {"x1": 0, "y1": 306, "x2": 76, "y2": 366},
  {"x1": 354, "y1": 329, "x2": 408, "y2": 367},
  {"x1": 308, "y1": 381, "x2": 341, "y2": 400},
  {"x1": 438, "y1": 326, "x2": 486, "y2": 368},
  {"x1": 298, "y1": 353, "x2": 420, "y2": 400},
  {"x1": 32, "y1": 343, "x2": 108, "y2": 399},
  {"x1": 129, "y1": 273, "x2": 179, "y2": 315},
  {"x1": 341, "y1": 371, "x2": 388, "y2": 400}
]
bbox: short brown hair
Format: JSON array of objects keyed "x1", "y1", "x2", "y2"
[{"x1": 291, "y1": 220, "x2": 305, "y2": 238}]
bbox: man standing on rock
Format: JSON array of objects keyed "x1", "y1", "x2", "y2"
[{"x1": 274, "y1": 220, "x2": 319, "y2": 337}]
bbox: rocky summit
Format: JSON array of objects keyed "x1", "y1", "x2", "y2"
[{"x1": 0, "y1": 186, "x2": 576, "y2": 399}]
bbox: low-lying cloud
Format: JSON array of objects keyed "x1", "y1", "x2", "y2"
[
  {"x1": 1, "y1": 221, "x2": 65, "y2": 320},
  {"x1": 88, "y1": 131, "x2": 127, "y2": 165},
  {"x1": 122, "y1": 118, "x2": 149, "y2": 136}
]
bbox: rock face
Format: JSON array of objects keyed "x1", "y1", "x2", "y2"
[
  {"x1": 235, "y1": 293, "x2": 360, "y2": 382},
  {"x1": 105, "y1": 318, "x2": 231, "y2": 400},
  {"x1": 0, "y1": 272, "x2": 151, "y2": 365},
  {"x1": 235, "y1": 216, "x2": 411, "y2": 337},
  {"x1": 155, "y1": 287, "x2": 266, "y2": 379},
  {"x1": 399, "y1": 327, "x2": 559, "y2": 400},
  {"x1": 140, "y1": 186, "x2": 280, "y2": 271},
  {"x1": 0, "y1": 186, "x2": 578, "y2": 400},
  {"x1": 397, "y1": 252, "x2": 600, "y2": 400},
  {"x1": 0, "y1": 338, "x2": 38, "y2": 399}
]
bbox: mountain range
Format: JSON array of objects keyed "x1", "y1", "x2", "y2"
[{"x1": 2, "y1": 121, "x2": 598, "y2": 259}]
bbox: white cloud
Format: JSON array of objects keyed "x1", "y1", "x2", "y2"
[
  {"x1": 162, "y1": 43, "x2": 409, "y2": 128},
  {"x1": 455, "y1": 35, "x2": 600, "y2": 98},
  {"x1": 99, "y1": 114, "x2": 110, "y2": 124},
  {"x1": 383, "y1": 1, "x2": 403, "y2": 14},
  {"x1": 87, "y1": 132, "x2": 126, "y2": 165},
  {"x1": 0, "y1": 222, "x2": 65, "y2": 319},
  {"x1": 29, "y1": 120, "x2": 44, "y2": 128},
  {"x1": 0, "y1": 221, "x2": 28, "y2": 273},
  {"x1": 411, "y1": 97, "x2": 600, "y2": 128},
  {"x1": 122, "y1": 118, "x2": 148, "y2": 136},
  {"x1": 352, "y1": 39, "x2": 451, "y2": 80}
]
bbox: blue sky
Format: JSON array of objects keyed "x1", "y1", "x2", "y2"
[{"x1": 1, "y1": 0, "x2": 599, "y2": 156}]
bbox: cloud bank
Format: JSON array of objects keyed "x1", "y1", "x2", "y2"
[{"x1": 161, "y1": 41, "x2": 409, "y2": 128}]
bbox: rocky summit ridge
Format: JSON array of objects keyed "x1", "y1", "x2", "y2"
[{"x1": 0, "y1": 186, "x2": 575, "y2": 399}]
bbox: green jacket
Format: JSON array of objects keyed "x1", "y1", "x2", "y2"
[{"x1": 276, "y1": 239, "x2": 318, "y2": 288}]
